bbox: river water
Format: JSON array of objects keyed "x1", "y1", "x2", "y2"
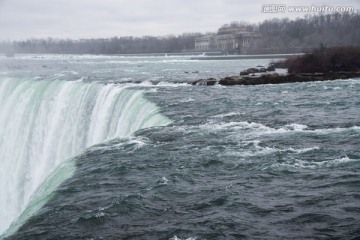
[{"x1": 0, "y1": 54, "x2": 359, "y2": 239}]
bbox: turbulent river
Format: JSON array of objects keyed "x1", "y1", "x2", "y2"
[{"x1": 0, "y1": 54, "x2": 359, "y2": 239}]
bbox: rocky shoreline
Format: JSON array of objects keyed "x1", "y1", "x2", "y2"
[{"x1": 192, "y1": 71, "x2": 360, "y2": 86}]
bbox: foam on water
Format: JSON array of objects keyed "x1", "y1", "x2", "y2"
[
  {"x1": 221, "y1": 141, "x2": 320, "y2": 158},
  {"x1": 179, "y1": 98, "x2": 195, "y2": 103},
  {"x1": 212, "y1": 112, "x2": 245, "y2": 118},
  {"x1": 200, "y1": 120, "x2": 359, "y2": 136},
  {"x1": 155, "y1": 81, "x2": 191, "y2": 87},
  {"x1": 170, "y1": 236, "x2": 197, "y2": 240},
  {"x1": 264, "y1": 156, "x2": 358, "y2": 171}
]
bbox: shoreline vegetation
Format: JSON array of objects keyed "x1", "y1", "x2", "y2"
[{"x1": 192, "y1": 46, "x2": 360, "y2": 86}]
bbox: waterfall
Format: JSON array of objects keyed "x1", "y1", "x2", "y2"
[{"x1": 0, "y1": 77, "x2": 171, "y2": 235}]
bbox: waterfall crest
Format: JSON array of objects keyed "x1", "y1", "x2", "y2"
[{"x1": 0, "y1": 77, "x2": 171, "y2": 235}]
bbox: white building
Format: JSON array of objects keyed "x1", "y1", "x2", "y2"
[{"x1": 195, "y1": 27, "x2": 260, "y2": 53}]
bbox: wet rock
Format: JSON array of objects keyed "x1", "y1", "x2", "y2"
[
  {"x1": 259, "y1": 68, "x2": 267, "y2": 73},
  {"x1": 195, "y1": 72, "x2": 360, "y2": 86},
  {"x1": 192, "y1": 78, "x2": 217, "y2": 86},
  {"x1": 240, "y1": 71, "x2": 250, "y2": 76},
  {"x1": 240, "y1": 67, "x2": 261, "y2": 76},
  {"x1": 247, "y1": 68, "x2": 260, "y2": 73},
  {"x1": 266, "y1": 64, "x2": 276, "y2": 72}
]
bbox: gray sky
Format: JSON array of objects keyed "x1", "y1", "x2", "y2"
[{"x1": 0, "y1": 0, "x2": 359, "y2": 40}]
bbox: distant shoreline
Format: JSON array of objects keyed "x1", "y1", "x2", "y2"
[
  {"x1": 3, "y1": 52, "x2": 305, "y2": 59},
  {"x1": 190, "y1": 53, "x2": 304, "y2": 60}
]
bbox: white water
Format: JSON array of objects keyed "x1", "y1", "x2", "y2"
[{"x1": 0, "y1": 77, "x2": 172, "y2": 235}]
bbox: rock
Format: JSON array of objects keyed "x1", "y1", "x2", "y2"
[
  {"x1": 247, "y1": 68, "x2": 260, "y2": 73},
  {"x1": 194, "y1": 71, "x2": 360, "y2": 86},
  {"x1": 240, "y1": 71, "x2": 249, "y2": 76},
  {"x1": 240, "y1": 67, "x2": 260, "y2": 76},
  {"x1": 266, "y1": 65, "x2": 276, "y2": 71},
  {"x1": 259, "y1": 68, "x2": 267, "y2": 73},
  {"x1": 219, "y1": 76, "x2": 243, "y2": 85},
  {"x1": 192, "y1": 78, "x2": 217, "y2": 86}
]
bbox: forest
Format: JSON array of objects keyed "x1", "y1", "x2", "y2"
[
  {"x1": 272, "y1": 46, "x2": 360, "y2": 73},
  {"x1": 250, "y1": 12, "x2": 360, "y2": 53},
  {"x1": 1, "y1": 12, "x2": 359, "y2": 55}
]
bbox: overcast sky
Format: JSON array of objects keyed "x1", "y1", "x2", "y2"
[{"x1": 0, "y1": 0, "x2": 359, "y2": 40}]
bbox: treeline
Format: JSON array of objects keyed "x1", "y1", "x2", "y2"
[
  {"x1": 0, "y1": 33, "x2": 202, "y2": 55},
  {"x1": 272, "y1": 46, "x2": 360, "y2": 73},
  {"x1": 249, "y1": 12, "x2": 360, "y2": 54},
  {"x1": 1, "y1": 12, "x2": 360, "y2": 54}
]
